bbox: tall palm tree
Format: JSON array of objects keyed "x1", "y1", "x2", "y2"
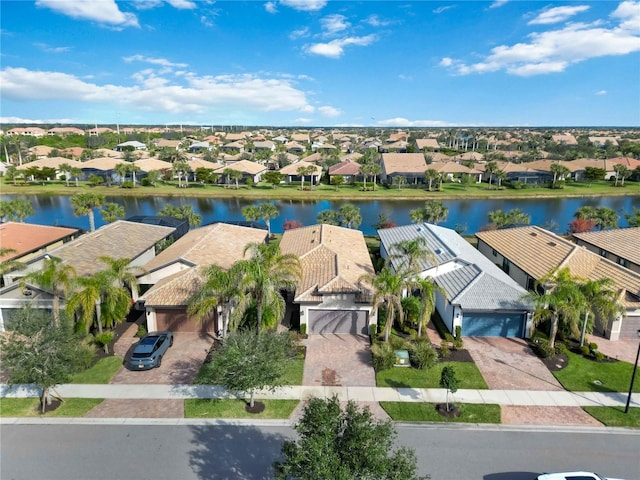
[
  {"x1": 71, "y1": 192, "x2": 105, "y2": 232},
  {"x1": 232, "y1": 242, "x2": 301, "y2": 333},
  {"x1": 100, "y1": 203, "x2": 125, "y2": 224},
  {"x1": 388, "y1": 237, "x2": 437, "y2": 274},
  {"x1": 114, "y1": 162, "x2": 129, "y2": 186},
  {"x1": 425, "y1": 168, "x2": 439, "y2": 191},
  {"x1": 484, "y1": 161, "x2": 498, "y2": 188},
  {"x1": 613, "y1": 164, "x2": 631, "y2": 187},
  {"x1": 338, "y1": 203, "x2": 362, "y2": 229},
  {"x1": 188, "y1": 265, "x2": 241, "y2": 335},
  {"x1": 409, "y1": 209, "x2": 425, "y2": 224},
  {"x1": 578, "y1": 278, "x2": 624, "y2": 347},
  {"x1": 258, "y1": 203, "x2": 279, "y2": 237},
  {"x1": 97, "y1": 256, "x2": 142, "y2": 301},
  {"x1": 22, "y1": 256, "x2": 76, "y2": 326},
  {"x1": 0, "y1": 248, "x2": 25, "y2": 278},
  {"x1": 59, "y1": 163, "x2": 72, "y2": 187},
  {"x1": 527, "y1": 267, "x2": 586, "y2": 349},
  {"x1": 550, "y1": 163, "x2": 570, "y2": 188},
  {"x1": 173, "y1": 160, "x2": 191, "y2": 188},
  {"x1": 360, "y1": 266, "x2": 405, "y2": 342},
  {"x1": 422, "y1": 200, "x2": 448, "y2": 225},
  {"x1": 411, "y1": 277, "x2": 445, "y2": 337}
]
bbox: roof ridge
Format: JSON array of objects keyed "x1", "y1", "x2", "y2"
[{"x1": 448, "y1": 264, "x2": 482, "y2": 303}]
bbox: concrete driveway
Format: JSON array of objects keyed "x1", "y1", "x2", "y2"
[{"x1": 303, "y1": 334, "x2": 376, "y2": 387}]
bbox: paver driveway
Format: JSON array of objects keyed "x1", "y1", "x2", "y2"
[{"x1": 303, "y1": 334, "x2": 376, "y2": 387}]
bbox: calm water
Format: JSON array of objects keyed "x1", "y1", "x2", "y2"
[{"x1": 3, "y1": 193, "x2": 639, "y2": 235}]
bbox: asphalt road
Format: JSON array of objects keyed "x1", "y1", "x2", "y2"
[{"x1": 1, "y1": 423, "x2": 638, "y2": 480}]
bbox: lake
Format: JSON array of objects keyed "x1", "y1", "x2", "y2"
[{"x1": 3, "y1": 193, "x2": 639, "y2": 235}]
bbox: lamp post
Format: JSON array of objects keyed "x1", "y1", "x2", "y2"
[{"x1": 624, "y1": 329, "x2": 640, "y2": 414}]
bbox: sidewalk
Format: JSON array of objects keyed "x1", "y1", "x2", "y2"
[{"x1": 2, "y1": 383, "x2": 639, "y2": 409}]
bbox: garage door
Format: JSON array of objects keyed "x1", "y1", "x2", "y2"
[
  {"x1": 463, "y1": 312, "x2": 524, "y2": 337},
  {"x1": 308, "y1": 310, "x2": 368, "y2": 334},
  {"x1": 619, "y1": 316, "x2": 640, "y2": 339},
  {"x1": 154, "y1": 308, "x2": 215, "y2": 333}
]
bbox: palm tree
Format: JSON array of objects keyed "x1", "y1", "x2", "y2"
[
  {"x1": 317, "y1": 209, "x2": 340, "y2": 225},
  {"x1": 409, "y1": 208, "x2": 425, "y2": 224},
  {"x1": 228, "y1": 169, "x2": 243, "y2": 189},
  {"x1": 158, "y1": 204, "x2": 202, "y2": 228},
  {"x1": 0, "y1": 248, "x2": 25, "y2": 277},
  {"x1": 527, "y1": 267, "x2": 586, "y2": 349},
  {"x1": 71, "y1": 192, "x2": 105, "y2": 232},
  {"x1": 550, "y1": 163, "x2": 570, "y2": 189},
  {"x1": 488, "y1": 208, "x2": 531, "y2": 228},
  {"x1": 388, "y1": 237, "x2": 436, "y2": 274},
  {"x1": 258, "y1": 203, "x2": 279, "y2": 237},
  {"x1": 100, "y1": 203, "x2": 125, "y2": 224},
  {"x1": 338, "y1": 204, "x2": 362, "y2": 229},
  {"x1": 59, "y1": 163, "x2": 72, "y2": 187},
  {"x1": 6, "y1": 198, "x2": 34, "y2": 222},
  {"x1": 231, "y1": 242, "x2": 301, "y2": 332},
  {"x1": 22, "y1": 256, "x2": 76, "y2": 326},
  {"x1": 422, "y1": 200, "x2": 448, "y2": 224},
  {"x1": 296, "y1": 165, "x2": 309, "y2": 190},
  {"x1": 241, "y1": 205, "x2": 261, "y2": 224},
  {"x1": 69, "y1": 166, "x2": 82, "y2": 187},
  {"x1": 412, "y1": 277, "x2": 445, "y2": 337},
  {"x1": 485, "y1": 161, "x2": 498, "y2": 188},
  {"x1": 115, "y1": 162, "x2": 129, "y2": 186},
  {"x1": 97, "y1": 256, "x2": 142, "y2": 301},
  {"x1": 173, "y1": 160, "x2": 191, "y2": 188},
  {"x1": 425, "y1": 168, "x2": 439, "y2": 191},
  {"x1": 613, "y1": 164, "x2": 631, "y2": 187},
  {"x1": 188, "y1": 265, "x2": 240, "y2": 335},
  {"x1": 625, "y1": 207, "x2": 640, "y2": 227},
  {"x1": 360, "y1": 266, "x2": 405, "y2": 342},
  {"x1": 578, "y1": 278, "x2": 624, "y2": 347},
  {"x1": 394, "y1": 175, "x2": 406, "y2": 190}
]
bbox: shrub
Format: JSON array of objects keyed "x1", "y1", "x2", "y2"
[
  {"x1": 369, "y1": 323, "x2": 377, "y2": 338},
  {"x1": 594, "y1": 351, "x2": 606, "y2": 362},
  {"x1": 555, "y1": 342, "x2": 569, "y2": 355},
  {"x1": 245, "y1": 178, "x2": 254, "y2": 188},
  {"x1": 455, "y1": 325, "x2": 462, "y2": 340},
  {"x1": 580, "y1": 345, "x2": 591, "y2": 356},
  {"x1": 389, "y1": 335, "x2": 409, "y2": 351},
  {"x1": 444, "y1": 332, "x2": 454, "y2": 343},
  {"x1": 453, "y1": 337, "x2": 464, "y2": 351},
  {"x1": 439, "y1": 339, "x2": 451, "y2": 359},
  {"x1": 136, "y1": 324, "x2": 147, "y2": 338},
  {"x1": 409, "y1": 340, "x2": 438, "y2": 370},
  {"x1": 589, "y1": 342, "x2": 598, "y2": 352},
  {"x1": 93, "y1": 331, "x2": 114, "y2": 354},
  {"x1": 535, "y1": 339, "x2": 555, "y2": 358},
  {"x1": 140, "y1": 178, "x2": 151, "y2": 186},
  {"x1": 121, "y1": 180, "x2": 134, "y2": 189},
  {"x1": 371, "y1": 341, "x2": 395, "y2": 372},
  {"x1": 300, "y1": 323, "x2": 307, "y2": 336}
]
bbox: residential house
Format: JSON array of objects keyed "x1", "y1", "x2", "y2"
[
  {"x1": 215, "y1": 159, "x2": 266, "y2": 184},
  {"x1": 253, "y1": 140, "x2": 276, "y2": 152},
  {"x1": 380, "y1": 153, "x2": 427, "y2": 184},
  {"x1": 589, "y1": 136, "x2": 618, "y2": 147},
  {"x1": 475, "y1": 226, "x2": 640, "y2": 340},
  {"x1": 328, "y1": 159, "x2": 362, "y2": 183},
  {"x1": 572, "y1": 228, "x2": 640, "y2": 274},
  {"x1": 114, "y1": 141, "x2": 147, "y2": 152},
  {"x1": 137, "y1": 223, "x2": 268, "y2": 333},
  {"x1": 188, "y1": 141, "x2": 213, "y2": 153},
  {"x1": 552, "y1": 133, "x2": 578, "y2": 145},
  {"x1": 379, "y1": 223, "x2": 533, "y2": 338},
  {"x1": 47, "y1": 127, "x2": 85, "y2": 136},
  {"x1": 279, "y1": 224, "x2": 374, "y2": 334},
  {"x1": 286, "y1": 141, "x2": 306, "y2": 154},
  {"x1": 87, "y1": 127, "x2": 114, "y2": 136},
  {"x1": 415, "y1": 138, "x2": 440, "y2": 152},
  {"x1": 153, "y1": 139, "x2": 182, "y2": 149},
  {"x1": 279, "y1": 161, "x2": 322, "y2": 185},
  {"x1": 28, "y1": 145, "x2": 55, "y2": 159},
  {"x1": 6, "y1": 127, "x2": 47, "y2": 137}
]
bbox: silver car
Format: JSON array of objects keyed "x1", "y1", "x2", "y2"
[{"x1": 127, "y1": 331, "x2": 173, "y2": 370}]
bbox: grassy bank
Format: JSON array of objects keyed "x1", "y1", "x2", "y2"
[{"x1": 3, "y1": 178, "x2": 637, "y2": 201}]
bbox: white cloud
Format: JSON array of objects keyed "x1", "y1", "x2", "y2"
[
  {"x1": 529, "y1": 5, "x2": 590, "y2": 25},
  {"x1": 280, "y1": 0, "x2": 327, "y2": 12},
  {"x1": 595, "y1": 89, "x2": 608, "y2": 95},
  {"x1": 165, "y1": 0, "x2": 196, "y2": 9},
  {"x1": 441, "y1": 2, "x2": 640, "y2": 76},
  {"x1": 265, "y1": 2, "x2": 277, "y2": 14},
  {"x1": 376, "y1": 117, "x2": 454, "y2": 127},
  {"x1": 398, "y1": 74, "x2": 413, "y2": 81},
  {"x1": 317, "y1": 105, "x2": 341, "y2": 117},
  {"x1": 321, "y1": 14, "x2": 350, "y2": 36},
  {"x1": 0, "y1": 67, "x2": 315, "y2": 116},
  {"x1": 433, "y1": 6, "x2": 455, "y2": 14},
  {"x1": 36, "y1": 0, "x2": 139, "y2": 28},
  {"x1": 290, "y1": 27, "x2": 310, "y2": 39},
  {"x1": 305, "y1": 35, "x2": 377, "y2": 58},
  {"x1": 123, "y1": 54, "x2": 189, "y2": 69},
  {"x1": 33, "y1": 43, "x2": 71, "y2": 53},
  {"x1": 364, "y1": 14, "x2": 390, "y2": 27},
  {"x1": 490, "y1": 0, "x2": 509, "y2": 8},
  {"x1": 294, "y1": 117, "x2": 314, "y2": 123},
  {"x1": 0, "y1": 116, "x2": 75, "y2": 124}
]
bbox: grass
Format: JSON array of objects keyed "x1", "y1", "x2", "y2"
[
  {"x1": 583, "y1": 406, "x2": 640, "y2": 428},
  {"x1": 184, "y1": 398, "x2": 299, "y2": 419},
  {"x1": 3, "y1": 177, "x2": 637, "y2": 202},
  {"x1": 70, "y1": 356, "x2": 124, "y2": 384},
  {"x1": 380, "y1": 402, "x2": 501, "y2": 423},
  {"x1": 0, "y1": 397, "x2": 103, "y2": 417},
  {"x1": 376, "y1": 362, "x2": 488, "y2": 389},
  {"x1": 552, "y1": 351, "x2": 640, "y2": 393}
]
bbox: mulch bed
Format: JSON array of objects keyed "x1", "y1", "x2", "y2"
[
  {"x1": 436, "y1": 403, "x2": 461, "y2": 418},
  {"x1": 540, "y1": 353, "x2": 569, "y2": 371},
  {"x1": 41, "y1": 399, "x2": 62, "y2": 413},
  {"x1": 438, "y1": 348, "x2": 474, "y2": 363},
  {"x1": 245, "y1": 401, "x2": 266, "y2": 414}
]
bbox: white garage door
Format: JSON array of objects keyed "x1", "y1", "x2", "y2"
[{"x1": 308, "y1": 310, "x2": 368, "y2": 334}]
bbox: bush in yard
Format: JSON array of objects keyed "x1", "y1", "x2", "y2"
[
  {"x1": 136, "y1": 324, "x2": 147, "y2": 337},
  {"x1": 439, "y1": 339, "x2": 451, "y2": 359},
  {"x1": 389, "y1": 335, "x2": 409, "y2": 351},
  {"x1": 93, "y1": 331, "x2": 114, "y2": 355},
  {"x1": 409, "y1": 340, "x2": 438, "y2": 370},
  {"x1": 580, "y1": 345, "x2": 591, "y2": 357},
  {"x1": 535, "y1": 339, "x2": 555, "y2": 358},
  {"x1": 594, "y1": 351, "x2": 606, "y2": 362},
  {"x1": 555, "y1": 341, "x2": 569, "y2": 355},
  {"x1": 589, "y1": 342, "x2": 599, "y2": 352},
  {"x1": 299, "y1": 323, "x2": 306, "y2": 336},
  {"x1": 371, "y1": 341, "x2": 396, "y2": 372}
]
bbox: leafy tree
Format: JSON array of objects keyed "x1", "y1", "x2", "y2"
[
  {"x1": 360, "y1": 266, "x2": 405, "y2": 342},
  {"x1": 440, "y1": 366, "x2": 459, "y2": 411},
  {"x1": 0, "y1": 198, "x2": 34, "y2": 223},
  {"x1": 409, "y1": 208, "x2": 425, "y2": 224},
  {"x1": 0, "y1": 306, "x2": 90, "y2": 413},
  {"x1": 375, "y1": 213, "x2": 397, "y2": 230},
  {"x1": 317, "y1": 209, "x2": 340, "y2": 226},
  {"x1": 526, "y1": 267, "x2": 587, "y2": 349},
  {"x1": 567, "y1": 217, "x2": 596, "y2": 234},
  {"x1": 584, "y1": 166, "x2": 606, "y2": 184},
  {"x1": 625, "y1": 207, "x2": 640, "y2": 227},
  {"x1": 550, "y1": 163, "x2": 570, "y2": 189},
  {"x1": 574, "y1": 206, "x2": 618, "y2": 230},
  {"x1": 330, "y1": 175, "x2": 345, "y2": 190},
  {"x1": 158, "y1": 204, "x2": 202, "y2": 228},
  {"x1": 263, "y1": 171, "x2": 284, "y2": 189},
  {"x1": 188, "y1": 265, "x2": 240, "y2": 336},
  {"x1": 613, "y1": 164, "x2": 631, "y2": 187},
  {"x1": 22, "y1": 256, "x2": 76, "y2": 326},
  {"x1": 578, "y1": 278, "x2": 624, "y2": 347},
  {"x1": 71, "y1": 192, "x2": 105, "y2": 232},
  {"x1": 338, "y1": 203, "x2": 362, "y2": 229},
  {"x1": 488, "y1": 208, "x2": 531, "y2": 228},
  {"x1": 412, "y1": 277, "x2": 445, "y2": 337},
  {"x1": 200, "y1": 329, "x2": 294, "y2": 408},
  {"x1": 388, "y1": 237, "x2": 436, "y2": 275},
  {"x1": 100, "y1": 202, "x2": 125, "y2": 223},
  {"x1": 283, "y1": 219, "x2": 304, "y2": 230},
  {"x1": 275, "y1": 396, "x2": 426, "y2": 480},
  {"x1": 422, "y1": 200, "x2": 448, "y2": 224},
  {"x1": 145, "y1": 169, "x2": 162, "y2": 186},
  {"x1": 424, "y1": 168, "x2": 439, "y2": 192},
  {"x1": 231, "y1": 242, "x2": 301, "y2": 332}
]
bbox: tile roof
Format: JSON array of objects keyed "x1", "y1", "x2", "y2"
[
  {"x1": 573, "y1": 228, "x2": 640, "y2": 266},
  {"x1": 328, "y1": 159, "x2": 361, "y2": 176},
  {"x1": 476, "y1": 226, "x2": 640, "y2": 308},
  {"x1": 279, "y1": 161, "x2": 322, "y2": 176},
  {"x1": 133, "y1": 157, "x2": 173, "y2": 172},
  {"x1": 16, "y1": 157, "x2": 83, "y2": 170},
  {"x1": 143, "y1": 223, "x2": 268, "y2": 272},
  {"x1": 50, "y1": 220, "x2": 175, "y2": 277},
  {"x1": 0, "y1": 222, "x2": 80, "y2": 261},
  {"x1": 279, "y1": 224, "x2": 374, "y2": 302},
  {"x1": 80, "y1": 157, "x2": 126, "y2": 171},
  {"x1": 415, "y1": 138, "x2": 440, "y2": 149},
  {"x1": 139, "y1": 268, "x2": 203, "y2": 306},
  {"x1": 214, "y1": 159, "x2": 266, "y2": 175},
  {"x1": 381, "y1": 153, "x2": 427, "y2": 175}
]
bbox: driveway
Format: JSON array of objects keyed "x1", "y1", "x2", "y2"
[{"x1": 303, "y1": 334, "x2": 376, "y2": 387}]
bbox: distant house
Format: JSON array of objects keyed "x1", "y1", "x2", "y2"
[
  {"x1": 379, "y1": 223, "x2": 533, "y2": 338},
  {"x1": 87, "y1": 127, "x2": 114, "y2": 136},
  {"x1": 215, "y1": 159, "x2": 266, "y2": 184},
  {"x1": 279, "y1": 161, "x2": 322, "y2": 185},
  {"x1": 115, "y1": 141, "x2": 147, "y2": 151},
  {"x1": 188, "y1": 141, "x2": 213, "y2": 153},
  {"x1": 7, "y1": 127, "x2": 47, "y2": 137},
  {"x1": 47, "y1": 127, "x2": 85, "y2": 136},
  {"x1": 573, "y1": 228, "x2": 640, "y2": 274},
  {"x1": 279, "y1": 224, "x2": 374, "y2": 334},
  {"x1": 589, "y1": 136, "x2": 618, "y2": 147},
  {"x1": 380, "y1": 153, "x2": 427, "y2": 184},
  {"x1": 415, "y1": 138, "x2": 440, "y2": 152},
  {"x1": 253, "y1": 140, "x2": 276, "y2": 152},
  {"x1": 285, "y1": 141, "x2": 306, "y2": 154},
  {"x1": 475, "y1": 226, "x2": 640, "y2": 340},
  {"x1": 328, "y1": 159, "x2": 362, "y2": 183},
  {"x1": 551, "y1": 133, "x2": 578, "y2": 145}
]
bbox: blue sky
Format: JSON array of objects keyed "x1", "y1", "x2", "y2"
[{"x1": 1, "y1": 0, "x2": 639, "y2": 127}]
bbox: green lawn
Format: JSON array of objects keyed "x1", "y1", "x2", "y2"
[
  {"x1": 71, "y1": 356, "x2": 124, "y2": 384},
  {"x1": 376, "y1": 362, "x2": 488, "y2": 389},
  {"x1": 552, "y1": 351, "x2": 640, "y2": 393},
  {"x1": 583, "y1": 406, "x2": 640, "y2": 428},
  {"x1": 0, "y1": 398, "x2": 103, "y2": 417},
  {"x1": 380, "y1": 402, "x2": 501, "y2": 423},
  {"x1": 185, "y1": 399, "x2": 299, "y2": 419}
]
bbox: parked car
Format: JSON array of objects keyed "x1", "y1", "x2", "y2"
[
  {"x1": 536, "y1": 473, "x2": 624, "y2": 480},
  {"x1": 127, "y1": 331, "x2": 173, "y2": 370}
]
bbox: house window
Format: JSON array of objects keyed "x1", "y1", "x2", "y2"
[
  {"x1": 502, "y1": 258, "x2": 510, "y2": 274},
  {"x1": 618, "y1": 257, "x2": 629, "y2": 268},
  {"x1": 492, "y1": 249, "x2": 497, "y2": 257},
  {"x1": 599, "y1": 249, "x2": 606, "y2": 257},
  {"x1": 526, "y1": 277, "x2": 535, "y2": 291}
]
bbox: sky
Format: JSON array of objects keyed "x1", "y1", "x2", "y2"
[{"x1": 1, "y1": 0, "x2": 639, "y2": 128}]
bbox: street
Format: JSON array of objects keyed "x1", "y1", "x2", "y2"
[{"x1": 1, "y1": 423, "x2": 638, "y2": 480}]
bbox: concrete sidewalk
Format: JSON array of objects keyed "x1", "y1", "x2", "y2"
[{"x1": 2, "y1": 383, "x2": 639, "y2": 409}]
